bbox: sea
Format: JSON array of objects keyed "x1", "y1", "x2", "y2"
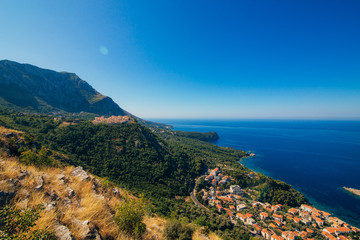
[{"x1": 153, "y1": 119, "x2": 360, "y2": 227}]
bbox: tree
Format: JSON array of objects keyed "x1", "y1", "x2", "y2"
[{"x1": 19, "y1": 150, "x2": 37, "y2": 165}]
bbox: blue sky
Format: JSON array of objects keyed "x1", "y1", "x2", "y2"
[{"x1": 1, "y1": 0, "x2": 360, "y2": 119}]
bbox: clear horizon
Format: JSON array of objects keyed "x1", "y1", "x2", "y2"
[{"x1": 1, "y1": 1, "x2": 360, "y2": 119}]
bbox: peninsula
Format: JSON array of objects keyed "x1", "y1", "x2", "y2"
[{"x1": 343, "y1": 187, "x2": 360, "y2": 197}]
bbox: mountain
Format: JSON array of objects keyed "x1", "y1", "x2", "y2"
[{"x1": 0, "y1": 60, "x2": 126, "y2": 116}]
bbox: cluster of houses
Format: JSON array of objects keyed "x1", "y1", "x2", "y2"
[
  {"x1": 205, "y1": 167, "x2": 231, "y2": 186},
  {"x1": 200, "y1": 168, "x2": 359, "y2": 240},
  {"x1": 93, "y1": 115, "x2": 131, "y2": 124}
]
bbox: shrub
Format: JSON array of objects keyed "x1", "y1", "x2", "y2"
[
  {"x1": 114, "y1": 197, "x2": 147, "y2": 239},
  {"x1": 0, "y1": 205, "x2": 55, "y2": 239},
  {"x1": 19, "y1": 150, "x2": 37, "y2": 165}
]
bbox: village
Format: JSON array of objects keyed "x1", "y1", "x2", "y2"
[
  {"x1": 196, "y1": 167, "x2": 360, "y2": 240},
  {"x1": 93, "y1": 115, "x2": 131, "y2": 124}
]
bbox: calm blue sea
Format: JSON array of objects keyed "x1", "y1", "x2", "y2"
[{"x1": 153, "y1": 119, "x2": 360, "y2": 227}]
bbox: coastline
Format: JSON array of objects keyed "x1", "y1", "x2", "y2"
[
  {"x1": 164, "y1": 119, "x2": 360, "y2": 228},
  {"x1": 343, "y1": 187, "x2": 360, "y2": 197}
]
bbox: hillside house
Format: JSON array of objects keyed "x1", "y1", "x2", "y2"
[
  {"x1": 273, "y1": 213, "x2": 284, "y2": 222},
  {"x1": 260, "y1": 212, "x2": 269, "y2": 220},
  {"x1": 288, "y1": 208, "x2": 298, "y2": 215},
  {"x1": 301, "y1": 204, "x2": 313, "y2": 212},
  {"x1": 210, "y1": 168, "x2": 220, "y2": 176},
  {"x1": 230, "y1": 185, "x2": 242, "y2": 195},
  {"x1": 262, "y1": 229, "x2": 272, "y2": 240},
  {"x1": 237, "y1": 203, "x2": 247, "y2": 211},
  {"x1": 271, "y1": 234, "x2": 285, "y2": 240}
]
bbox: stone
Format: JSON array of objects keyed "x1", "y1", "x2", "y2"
[
  {"x1": 92, "y1": 178, "x2": 102, "y2": 192},
  {"x1": 72, "y1": 219, "x2": 102, "y2": 239},
  {"x1": 35, "y1": 176, "x2": 44, "y2": 190},
  {"x1": 66, "y1": 187, "x2": 75, "y2": 198},
  {"x1": 63, "y1": 197, "x2": 72, "y2": 207},
  {"x1": 44, "y1": 201, "x2": 57, "y2": 211},
  {"x1": 18, "y1": 170, "x2": 29, "y2": 180},
  {"x1": 70, "y1": 166, "x2": 90, "y2": 181},
  {"x1": 112, "y1": 188, "x2": 120, "y2": 197},
  {"x1": 54, "y1": 224, "x2": 74, "y2": 240},
  {"x1": 56, "y1": 174, "x2": 67, "y2": 184},
  {"x1": 46, "y1": 190, "x2": 60, "y2": 201}
]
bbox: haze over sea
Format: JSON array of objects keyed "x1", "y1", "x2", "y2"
[{"x1": 154, "y1": 119, "x2": 360, "y2": 227}]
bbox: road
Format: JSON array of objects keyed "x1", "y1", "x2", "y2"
[{"x1": 191, "y1": 175, "x2": 210, "y2": 211}]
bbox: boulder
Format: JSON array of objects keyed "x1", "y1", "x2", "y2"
[
  {"x1": 44, "y1": 201, "x2": 57, "y2": 211},
  {"x1": 72, "y1": 219, "x2": 102, "y2": 240},
  {"x1": 54, "y1": 224, "x2": 73, "y2": 240},
  {"x1": 56, "y1": 174, "x2": 67, "y2": 184},
  {"x1": 66, "y1": 187, "x2": 75, "y2": 198},
  {"x1": 18, "y1": 170, "x2": 29, "y2": 180},
  {"x1": 70, "y1": 167, "x2": 90, "y2": 181},
  {"x1": 92, "y1": 178, "x2": 102, "y2": 192},
  {"x1": 112, "y1": 188, "x2": 120, "y2": 197},
  {"x1": 35, "y1": 176, "x2": 44, "y2": 190}
]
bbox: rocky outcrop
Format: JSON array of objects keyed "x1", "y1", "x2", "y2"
[
  {"x1": 0, "y1": 159, "x2": 125, "y2": 239},
  {"x1": 70, "y1": 166, "x2": 90, "y2": 181}
]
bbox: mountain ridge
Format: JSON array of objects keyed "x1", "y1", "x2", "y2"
[
  {"x1": 0, "y1": 60, "x2": 171, "y2": 129},
  {"x1": 0, "y1": 59, "x2": 127, "y2": 116}
]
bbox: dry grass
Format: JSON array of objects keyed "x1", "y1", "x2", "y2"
[
  {"x1": 0, "y1": 126, "x2": 22, "y2": 134},
  {"x1": 30, "y1": 209, "x2": 58, "y2": 234},
  {"x1": 208, "y1": 232, "x2": 222, "y2": 240},
  {"x1": 68, "y1": 177, "x2": 94, "y2": 199},
  {"x1": 193, "y1": 230, "x2": 206, "y2": 240},
  {"x1": 0, "y1": 126, "x2": 22, "y2": 143},
  {"x1": 28, "y1": 192, "x2": 49, "y2": 207},
  {"x1": 1, "y1": 159, "x2": 21, "y2": 179},
  {"x1": 143, "y1": 215, "x2": 167, "y2": 240},
  {"x1": 43, "y1": 167, "x2": 68, "y2": 199},
  {"x1": 78, "y1": 194, "x2": 119, "y2": 238},
  {"x1": 21, "y1": 172, "x2": 39, "y2": 189}
]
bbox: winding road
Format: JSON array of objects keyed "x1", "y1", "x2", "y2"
[{"x1": 191, "y1": 176, "x2": 210, "y2": 211}]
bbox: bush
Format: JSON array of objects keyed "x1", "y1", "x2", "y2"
[
  {"x1": 19, "y1": 150, "x2": 37, "y2": 165},
  {"x1": 19, "y1": 146, "x2": 55, "y2": 167},
  {"x1": 0, "y1": 205, "x2": 55, "y2": 239},
  {"x1": 164, "y1": 220, "x2": 194, "y2": 240},
  {"x1": 114, "y1": 197, "x2": 147, "y2": 239}
]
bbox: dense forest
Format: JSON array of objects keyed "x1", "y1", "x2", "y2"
[
  {"x1": 46, "y1": 122, "x2": 202, "y2": 198},
  {"x1": 173, "y1": 131, "x2": 219, "y2": 143}
]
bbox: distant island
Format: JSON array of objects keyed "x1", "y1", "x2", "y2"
[{"x1": 343, "y1": 187, "x2": 360, "y2": 197}]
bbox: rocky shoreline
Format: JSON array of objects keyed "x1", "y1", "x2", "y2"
[{"x1": 343, "y1": 186, "x2": 360, "y2": 197}]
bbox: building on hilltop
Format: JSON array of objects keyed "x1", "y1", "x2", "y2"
[{"x1": 93, "y1": 115, "x2": 131, "y2": 125}]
